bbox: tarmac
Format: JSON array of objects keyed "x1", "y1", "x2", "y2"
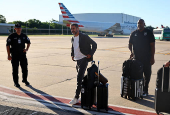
[{"x1": 0, "y1": 35, "x2": 170, "y2": 115}]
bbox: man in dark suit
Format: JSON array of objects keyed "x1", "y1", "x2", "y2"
[{"x1": 69, "y1": 23, "x2": 97, "y2": 104}]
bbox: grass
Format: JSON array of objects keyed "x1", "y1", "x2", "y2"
[{"x1": 0, "y1": 34, "x2": 129, "y2": 37}]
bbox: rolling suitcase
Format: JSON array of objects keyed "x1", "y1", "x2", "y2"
[
  {"x1": 81, "y1": 75, "x2": 94, "y2": 109},
  {"x1": 155, "y1": 65, "x2": 170, "y2": 115},
  {"x1": 121, "y1": 59, "x2": 143, "y2": 100},
  {"x1": 95, "y1": 61, "x2": 108, "y2": 111},
  {"x1": 81, "y1": 61, "x2": 97, "y2": 109}
]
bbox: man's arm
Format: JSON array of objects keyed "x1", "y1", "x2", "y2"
[
  {"x1": 6, "y1": 46, "x2": 12, "y2": 60},
  {"x1": 128, "y1": 43, "x2": 133, "y2": 53},
  {"x1": 150, "y1": 42, "x2": 155, "y2": 65},
  {"x1": 165, "y1": 61, "x2": 170, "y2": 67},
  {"x1": 128, "y1": 43, "x2": 133, "y2": 58},
  {"x1": 23, "y1": 44, "x2": 30, "y2": 52},
  {"x1": 86, "y1": 36, "x2": 97, "y2": 57}
]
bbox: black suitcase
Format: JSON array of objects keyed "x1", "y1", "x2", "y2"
[
  {"x1": 95, "y1": 61, "x2": 108, "y2": 111},
  {"x1": 155, "y1": 65, "x2": 170, "y2": 115},
  {"x1": 122, "y1": 58, "x2": 143, "y2": 79},
  {"x1": 81, "y1": 61, "x2": 97, "y2": 109},
  {"x1": 81, "y1": 85, "x2": 94, "y2": 109},
  {"x1": 95, "y1": 83, "x2": 108, "y2": 111}
]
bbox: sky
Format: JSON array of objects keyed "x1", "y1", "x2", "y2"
[{"x1": 0, "y1": 0, "x2": 169, "y2": 27}]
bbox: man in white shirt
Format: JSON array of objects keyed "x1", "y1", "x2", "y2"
[{"x1": 69, "y1": 23, "x2": 97, "y2": 104}]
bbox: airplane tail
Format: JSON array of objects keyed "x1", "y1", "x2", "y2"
[
  {"x1": 161, "y1": 25, "x2": 164, "y2": 28},
  {"x1": 58, "y1": 3, "x2": 84, "y2": 27}
]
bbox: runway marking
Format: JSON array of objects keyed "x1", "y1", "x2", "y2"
[{"x1": 0, "y1": 85, "x2": 157, "y2": 115}]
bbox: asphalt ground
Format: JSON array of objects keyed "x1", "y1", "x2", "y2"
[{"x1": 0, "y1": 35, "x2": 170, "y2": 115}]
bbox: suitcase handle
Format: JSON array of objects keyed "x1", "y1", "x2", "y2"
[{"x1": 98, "y1": 61, "x2": 100, "y2": 85}]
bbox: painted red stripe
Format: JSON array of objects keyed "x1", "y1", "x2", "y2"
[
  {"x1": 164, "y1": 37, "x2": 170, "y2": 38},
  {"x1": 66, "y1": 24, "x2": 70, "y2": 27},
  {"x1": 60, "y1": 7, "x2": 64, "y2": 9},
  {"x1": 0, "y1": 86, "x2": 157, "y2": 115},
  {"x1": 63, "y1": 16, "x2": 69, "y2": 18},
  {"x1": 58, "y1": 3, "x2": 61, "y2": 5},
  {"x1": 78, "y1": 25, "x2": 84, "y2": 27},
  {"x1": 61, "y1": 11, "x2": 67, "y2": 14},
  {"x1": 67, "y1": 20, "x2": 79, "y2": 23}
]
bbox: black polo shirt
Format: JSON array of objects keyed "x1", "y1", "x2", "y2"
[
  {"x1": 129, "y1": 28, "x2": 155, "y2": 63},
  {"x1": 6, "y1": 33, "x2": 31, "y2": 55}
]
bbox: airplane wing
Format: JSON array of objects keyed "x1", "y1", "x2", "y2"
[
  {"x1": 104, "y1": 23, "x2": 122, "y2": 34},
  {"x1": 107, "y1": 23, "x2": 121, "y2": 31}
]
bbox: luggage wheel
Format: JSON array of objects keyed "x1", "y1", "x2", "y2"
[
  {"x1": 105, "y1": 108, "x2": 108, "y2": 111},
  {"x1": 156, "y1": 111, "x2": 159, "y2": 115}
]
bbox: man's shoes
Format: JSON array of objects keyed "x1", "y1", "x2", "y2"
[
  {"x1": 22, "y1": 80, "x2": 30, "y2": 86},
  {"x1": 14, "y1": 83, "x2": 20, "y2": 88},
  {"x1": 69, "y1": 98, "x2": 79, "y2": 105},
  {"x1": 143, "y1": 92, "x2": 148, "y2": 97}
]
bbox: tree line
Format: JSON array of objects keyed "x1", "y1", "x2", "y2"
[{"x1": 0, "y1": 14, "x2": 72, "y2": 34}]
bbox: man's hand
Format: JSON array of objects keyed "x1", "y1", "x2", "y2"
[
  {"x1": 71, "y1": 56, "x2": 74, "y2": 61},
  {"x1": 8, "y1": 55, "x2": 12, "y2": 60},
  {"x1": 150, "y1": 57, "x2": 155, "y2": 65},
  {"x1": 130, "y1": 53, "x2": 133, "y2": 59},
  {"x1": 164, "y1": 61, "x2": 170, "y2": 67},
  {"x1": 86, "y1": 54, "x2": 91, "y2": 59},
  {"x1": 23, "y1": 49, "x2": 28, "y2": 52}
]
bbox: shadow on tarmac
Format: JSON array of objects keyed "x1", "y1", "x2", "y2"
[
  {"x1": 18, "y1": 85, "x2": 127, "y2": 115},
  {"x1": 18, "y1": 85, "x2": 83, "y2": 115},
  {"x1": 128, "y1": 94, "x2": 155, "y2": 109}
]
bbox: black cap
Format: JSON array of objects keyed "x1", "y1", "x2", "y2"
[{"x1": 15, "y1": 23, "x2": 21, "y2": 28}]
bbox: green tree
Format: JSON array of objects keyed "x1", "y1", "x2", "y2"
[
  {"x1": 145, "y1": 25, "x2": 155, "y2": 32},
  {"x1": 27, "y1": 19, "x2": 42, "y2": 28},
  {"x1": 0, "y1": 14, "x2": 6, "y2": 23},
  {"x1": 8, "y1": 21, "x2": 25, "y2": 27}
]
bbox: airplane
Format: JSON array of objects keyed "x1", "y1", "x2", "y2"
[{"x1": 55, "y1": 3, "x2": 138, "y2": 36}]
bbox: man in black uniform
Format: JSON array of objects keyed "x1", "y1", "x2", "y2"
[
  {"x1": 6, "y1": 23, "x2": 31, "y2": 87},
  {"x1": 129, "y1": 19, "x2": 155, "y2": 96}
]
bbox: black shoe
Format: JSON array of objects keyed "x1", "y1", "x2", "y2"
[
  {"x1": 22, "y1": 80, "x2": 30, "y2": 86},
  {"x1": 14, "y1": 83, "x2": 20, "y2": 88}
]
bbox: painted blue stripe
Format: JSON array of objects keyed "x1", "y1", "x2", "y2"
[
  {"x1": 67, "y1": 14, "x2": 73, "y2": 16},
  {"x1": 69, "y1": 16, "x2": 74, "y2": 18}
]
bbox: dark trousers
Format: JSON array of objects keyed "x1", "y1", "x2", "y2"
[
  {"x1": 11, "y1": 54, "x2": 28, "y2": 84},
  {"x1": 75, "y1": 57, "x2": 88, "y2": 99},
  {"x1": 143, "y1": 63, "x2": 152, "y2": 93}
]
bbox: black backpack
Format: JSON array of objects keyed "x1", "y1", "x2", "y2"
[{"x1": 122, "y1": 59, "x2": 143, "y2": 79}]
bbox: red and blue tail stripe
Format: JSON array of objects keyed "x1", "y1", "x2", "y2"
[{"x1": 58, "y1": 3, "x2": 84, "y2": 27}]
